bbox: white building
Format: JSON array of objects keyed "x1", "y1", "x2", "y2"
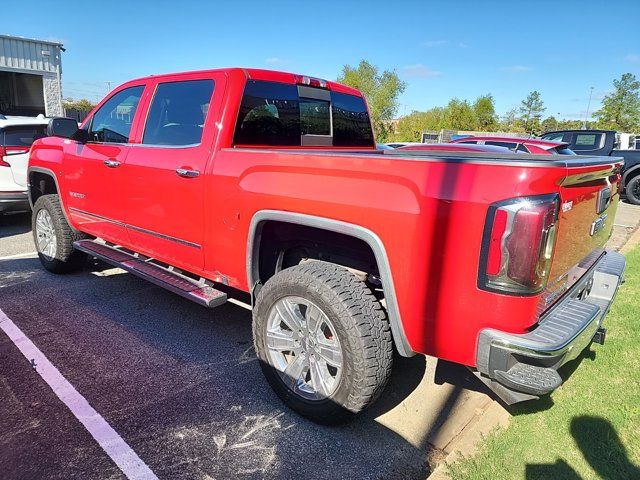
[{"x1": 0, "y1": 34, "x2": 64, "y2": 117}]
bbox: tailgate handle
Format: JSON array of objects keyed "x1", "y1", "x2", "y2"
[{"x1": 597, "y1": 187, "x2": 612, "y2": 214}]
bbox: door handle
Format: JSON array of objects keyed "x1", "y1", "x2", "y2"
[
  {"x1": 176, "y1": 168, "x2": 199, "y2": 178},
  {"x1": 104, "y1": 159, "x2": 121, "y2": 168}
]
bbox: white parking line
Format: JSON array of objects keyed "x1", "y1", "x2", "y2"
[
  {"x1": 0, "y1": 251, "x2": 38, "y2": 260},
  {"x1": 0, "y1": 308, "x2": 159, "y2": 480}
]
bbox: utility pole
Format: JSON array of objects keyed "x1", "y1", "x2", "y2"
[
  {"x1": 583, "y1": 86, "x2": 594, "y2": 130},
  {"x1": 105, "y1": 81, "x2": 113, "y2": 94}
]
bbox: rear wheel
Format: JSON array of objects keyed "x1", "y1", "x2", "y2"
[
  {"x1": 253, "y1": 261, "x2": 393, "y2": 423},
  {"x1": 625, "y1": 175, "x2": 640, "y2": 206},
  {"x1": 32, "y1": 194, "x2": 89, "y2": 273}
]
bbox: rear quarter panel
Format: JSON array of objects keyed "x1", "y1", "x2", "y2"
[{"x1": 206, "y1": 150, "x2": 571, "y2": 366}]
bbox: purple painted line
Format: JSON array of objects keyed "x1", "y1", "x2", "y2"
[{"x1": 0, "y1": 308, "x2": 159, "y2": 480}]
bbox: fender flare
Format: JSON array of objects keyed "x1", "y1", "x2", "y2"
[
  {"x1": 622, "y1": 164, "x2": 640, "y2": 186},
  {"x1": 27, "y1": 166, "x2": 76, "y2": 230},
  {"x1": 246, "y1": 210, "x2": 415, "y2": 357}
]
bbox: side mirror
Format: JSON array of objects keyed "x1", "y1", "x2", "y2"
[{"x1": 47, "y1": 117, "x2": 87, "y2": 143}]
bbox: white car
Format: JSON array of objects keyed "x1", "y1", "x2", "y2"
[{"x1": 0, "y1": 114, "x2": 50, "y2": 215}]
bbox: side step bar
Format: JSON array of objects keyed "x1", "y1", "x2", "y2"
[{"x1": 73, "y1": 240, "x2": 227, "y2": 308}]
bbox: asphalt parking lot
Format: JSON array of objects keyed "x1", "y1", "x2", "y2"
[
  {"x1": 0, "y1": 212, "x2": 448, "y2": 480},
  {"x1": 2, "y1": 201, "x2": 639, "y2": 480}
]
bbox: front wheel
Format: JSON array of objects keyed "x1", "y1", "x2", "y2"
[
  {"x1": 253, "y1": 261, "x2": 393, "y2": 423},
  {"x1": 32, "y1": 194, "x2": 89, "y2": 273},
  {"x1": 625, "y1": 175, "x2": 640, "y2": 206}
]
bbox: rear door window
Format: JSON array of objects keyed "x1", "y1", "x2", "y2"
[
  {"x1": 1, "y1": 125, "x2": 46, "y2": 146},
  {"x1": 89, "y1": 85, "x2": 144, "y2": 143},
  {"x1": 233, "y1": 80, "x2": 374, "y2": 147},
  {"x1": 143, "y1": 79, "x2": 215, "y2": 146}
]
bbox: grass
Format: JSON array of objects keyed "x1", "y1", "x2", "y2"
[{"x1": 447, "y1": 247, "x2": 640, "y2": 480}]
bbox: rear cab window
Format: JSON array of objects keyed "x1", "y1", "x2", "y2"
[
  {"x1": 572, "y1": 133, "x2": 602, "y2": 151},
  {"x1": 233, "y1": 80, "x2": 374, "y2": 147},
  {"x1": 1, "y1": 125, "x2": 47, "y2": 147}
]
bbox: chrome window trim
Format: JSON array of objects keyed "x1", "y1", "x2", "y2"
[{"x1": 246, "y1": 209, "x2": 414, "y2": 357}]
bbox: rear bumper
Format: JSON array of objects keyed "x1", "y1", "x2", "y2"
[
  {"x1": 0, "y1": 191, "x2": 30, "y2": 213},
  {"x1": 475, "y1": 250, "x2": 626, "y2": 403}
]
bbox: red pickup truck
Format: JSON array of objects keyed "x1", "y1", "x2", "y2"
[{"x1": 28, "y1": 68, "x2": 625, "y2": 423}]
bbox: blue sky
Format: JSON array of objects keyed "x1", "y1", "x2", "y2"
[{"x1": 7, "y1": 0, "x2": 640, "y2": 120}]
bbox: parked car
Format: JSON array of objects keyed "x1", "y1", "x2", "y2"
[
  {"x1": 452, "y1": 135, "x2": 576, "y2": 155},
  {"x1": 0, "y1": 114, "x2": 49, "y2": 214},
  {"x1": 381, "y1": 142, "x2": 423, "y2": 148},
  {"x1": 28, "y1": 68, "x2": 625, "y2": 423},
  {"x1": 397, "y1": 143, "x2": 515, "y2": 153},
  {"x1": 541, "y1": 129, "x2": 640, "y2": 205}
]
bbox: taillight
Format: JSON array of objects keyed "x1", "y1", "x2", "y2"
[
  {"x1": 479, "y1": 194, "x2": 559, "y2": 295},
  {"x1": 0, "y1": 146, "x2": 9, "y2": 167}
]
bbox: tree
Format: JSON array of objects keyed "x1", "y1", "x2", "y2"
[
  {"x1": 519, "y1": 91, "x2": 545, "y2": 134},
  {"x1": 444, "y1": 98, "x2": 477, "y2": 130},
  {"x1": 63, "y1": 98, "x2": 95, "y2": 112},
  {"x1": 594, "y1": 73, "x2": 640, "y2": 132},
  {"x1": 499, "y1": 108, "x2": 525, "y2": 133},
  {"x1": 337, "y1": 60, "x2": 406, "y2": 142},
  {"x1": 473, "y1": 94, "x2": 497, "y2": 130},
  {"x1": 393, "y1": 108, "x2": 445, "y2": 141}
]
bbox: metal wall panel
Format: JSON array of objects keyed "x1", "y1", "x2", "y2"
[{"x1": 0, "y1": 35, "x2": 62, "y2": 74}]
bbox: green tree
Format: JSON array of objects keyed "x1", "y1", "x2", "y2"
[
  {"x1": 594, "y1": 73, "x2": 640, "y2": 131},
  {"x1": 444, "y1": 98, "x2": 477, "y2": 130},
  {"x1": 519, "y1": 91, "x2": 546, "y2": 134},
  {"x1": 499, "y1": 108, "x2": 525, "y2": 133},
  {"x1": 473, "y1": 94, "x2": 497, "y2": 130},
  {"x1": 337, "y1": 60, "x2": 406, "y2": 142},
  {"x1": 63, "y1": 98, "x2": 95, "y2": 112},
  {"x1": 393, "y1": 108, "x2": 446, "y2": 141}
]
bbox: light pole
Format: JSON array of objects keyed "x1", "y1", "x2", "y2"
[{"x1": 583, "y1": 86, "x2": 594, "y2": 130}]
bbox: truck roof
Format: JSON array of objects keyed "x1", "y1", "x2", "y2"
[
  {"x1": 542, "y1": 129, "x2": 615, "y2": 135},
  {"x1": 120, "y1": 67, "x2": 363, "y2": 97}
]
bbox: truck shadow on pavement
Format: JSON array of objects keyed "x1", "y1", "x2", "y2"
[
  {"x1": 0, "y1": 256, "x2": 483, "y2": 479},
  {"x1": 525, "y1": 416, "x2": 640, "y2": 480}
]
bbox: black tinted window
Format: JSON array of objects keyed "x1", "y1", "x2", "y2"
[
  {"x1": 233, "y1": 80, "x2": 374, "y2": 147},
  {"x1": 234, "y1": 81, "x2": 300, "y2": 145},
  {"x1": 143, "y1": 80, "x2": 214, "y2": 146},
  {"x1": 300, "y1": 98, "x2": 331, "y2": 136},
  {"x1": 573, "y1": 133, "x2": 601, "y2": 150},
  {"x1": 90, "y1": 86, "x2": 144, "y2": 143},
  {"x1": 1, "y1": 125, "x2": 46, "y2": 146},
  {"x1": 332, "y1": 92, "x2": 374, "y2": 147},
  {"x1": 486, "y1": 141, "x2": 517, "y2": 150}
]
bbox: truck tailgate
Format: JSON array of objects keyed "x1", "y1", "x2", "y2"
[{"x1": 542, "y1": 157, "x2": 623, "y2": 310}]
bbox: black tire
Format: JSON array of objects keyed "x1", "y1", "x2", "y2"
[
  {"x1": 253, "y1": 261, "x2": 393, "y2": 423},
  {"x1": 32, "y1": 194, "x2": 89, "y2": 273},
  {"x1": 625, "y1": 175, "x2": 640, "y2": 206}
]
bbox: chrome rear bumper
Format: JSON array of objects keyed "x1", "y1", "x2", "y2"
[{"x1": 475, "y1": 250, "x2": 625, "y2": 403}]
